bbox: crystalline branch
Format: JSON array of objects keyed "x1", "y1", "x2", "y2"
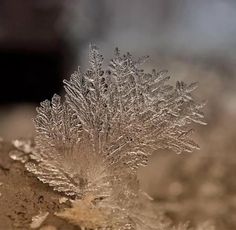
[{"x1": 12, "y1": 45, "x2": 205, "y2": 229}]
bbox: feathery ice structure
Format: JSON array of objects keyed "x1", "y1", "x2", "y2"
[{"x1": 16, "y1": 45, "x2": 206, "y2": 229}]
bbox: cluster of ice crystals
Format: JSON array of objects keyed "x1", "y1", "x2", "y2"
[{"x1": 19, "y1": 45, "x2": 205, "y2": 229}]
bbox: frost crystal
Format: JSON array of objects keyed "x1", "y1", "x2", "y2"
[
  {"x1": 30, "y1": 211, "x2": 49, "y2": 229},
  {"x1": 24, "y1": 45, "x2": 205, "y2": 229}
]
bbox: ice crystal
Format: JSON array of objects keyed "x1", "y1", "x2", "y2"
[
  {"x1": 56, "y1": 193, "x2": 170, "y2": 230},
  {"x1": 30, "y1": 211, "x2": 49, "y2": 229},
  {"x1": 9, "y1": 139, "x2": 32, "y2": 163},
  {"x1": 18, "y1": 45, "x2": 205, "y2": 229}
]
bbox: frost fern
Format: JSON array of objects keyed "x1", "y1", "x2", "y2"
[{"x1": 14, "y1": 45, "x2": 205, "y2": 229}]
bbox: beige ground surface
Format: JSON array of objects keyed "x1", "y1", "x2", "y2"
[{"x1": 0, "y1": 141, "x2": 79, "y2": 230}]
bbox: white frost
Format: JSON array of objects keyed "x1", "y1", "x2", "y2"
[{"x1": 30, "y1": 211, "x2": 49, "y2": 229}]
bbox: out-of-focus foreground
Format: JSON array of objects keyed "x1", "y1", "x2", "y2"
[{"x1": 0, "y1": 1, "x2": 236, "y2": 229}]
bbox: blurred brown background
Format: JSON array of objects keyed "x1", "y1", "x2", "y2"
[{"x1": 0, "y1": 0, "x2": 236, "y2": 229}]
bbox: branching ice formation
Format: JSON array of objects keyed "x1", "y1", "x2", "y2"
[{"x1": 11, "y1": 45, "x2": 206, "y2": 229}]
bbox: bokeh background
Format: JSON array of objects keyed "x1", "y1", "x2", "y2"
[{"x1": 0, "y1": 1, "x2": 236, "y2": 229}]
